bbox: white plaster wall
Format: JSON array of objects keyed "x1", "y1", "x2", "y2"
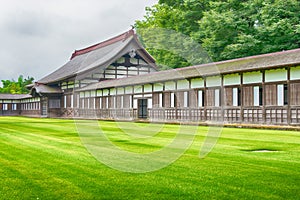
[
  {"x1": 191, "y1": 78, "x2": 204, "y2": 89},
  {"x1": 224, "y1": 74, "x2": 240, "y2": 86},
  {"x1": 165, "y1": 81, "x2": 176, "y2": 91},
  {"x1": 154, "y1": 83, "x2": 163, "y2": 92},
  {"x1": 177, "y1": 79, "x2": 189, "y2": 90},
  {"x1": 206, "y1": 76, "x2": 221, "y2": 87},
  {"x1": 291, "y1": 66, "x2": 300, "y2": 80},
  {"x1": 265, "y1": 69, "x2": 287, "y2": 82},
  {"x1": 243, "y1": 71, "x2": 262, "y2": 84}
]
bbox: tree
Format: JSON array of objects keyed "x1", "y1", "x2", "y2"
[
  {"x1": 136, "y1": 0, "x2": 300, "y2": 68},
  {"x1": 0, "y1": 75, "x2": 34, "y2": 94},
  {"x1": 135, "y1": 0, "x2": 211, "y2": 69}
]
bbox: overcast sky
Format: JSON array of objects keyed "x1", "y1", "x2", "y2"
[{"x1": 0, "y1": 0, "x2": 158, "y2": 83}]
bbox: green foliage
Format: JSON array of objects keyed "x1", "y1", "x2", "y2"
[
  {"x1": 0, "y1": 75, "x2": 34, "y2": 94},
  {"x1": 136, "y1": 0, "x2": 300, "y2": 68},
  {"x1": 0, "y1": 117, "x2": 300, "y2": 199}
]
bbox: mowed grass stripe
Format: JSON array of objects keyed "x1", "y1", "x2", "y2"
[
  {"x1": 0, "y1": 130, "x2": 114, "y2": 199},
  {"x1": 0, "y1": 117, "x2": 299, "y2": 199},
  {"x1": 0, "y1": 140, "x2": 91, "y2": 199}
]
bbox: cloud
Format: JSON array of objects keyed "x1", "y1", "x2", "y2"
[{"x1": 0, "y1": 0, "x2": 158, "y2": 83}]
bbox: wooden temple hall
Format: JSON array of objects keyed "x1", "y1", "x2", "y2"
[{"x1": 1, "y1": 30, "x2": 300, "y2": 125}]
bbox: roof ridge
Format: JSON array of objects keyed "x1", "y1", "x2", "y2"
[{"x1": 70, "y1": 29, "x2": 135, "y2": 60}]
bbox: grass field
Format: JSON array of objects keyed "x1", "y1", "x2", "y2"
[{"x1": 0, "y1": 117, "x2": 299, "y2": 199}]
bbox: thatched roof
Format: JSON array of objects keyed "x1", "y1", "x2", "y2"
[
  {"x1": 79, "y1": 48, "x2": 300, "y2": 91},
  {"x1": 38, "y1": 30, "x2": 156, "y2": 84}
]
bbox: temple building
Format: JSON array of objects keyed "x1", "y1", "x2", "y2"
[{"x1": 1, "y1": 30, "x2": 300, "y2": 125}]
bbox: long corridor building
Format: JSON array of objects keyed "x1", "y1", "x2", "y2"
[{"x1": 1, "y1": 30, "x2": 300, "y2": 125}]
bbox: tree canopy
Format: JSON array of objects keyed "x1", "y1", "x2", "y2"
[
  {"x1": 0, "y1": 75, "x2": 34, "y2": 94},
  {"x1": 136, "y1": 0, "x2": 300, "y2": 69}
]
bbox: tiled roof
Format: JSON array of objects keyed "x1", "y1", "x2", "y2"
[
  {"x1": 79, "y1": 48, "x2": 300, "y2": 91},
  {"x1": 0, "y1": 94, "x2": 32, "y2": 100},
  {"x1": 30, "y1": 84, "x2": 62, "y2": 94},
  {"x1": 38, "y1": 30, "x2": 156, "y2": 84},
  {"x1": 70, "y1": 30, "x2": 134, "y2": 59}
]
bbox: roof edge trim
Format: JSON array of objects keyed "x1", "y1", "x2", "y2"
[{"x1": 70, "y1": 29, "x2": 135, "y2": 60}]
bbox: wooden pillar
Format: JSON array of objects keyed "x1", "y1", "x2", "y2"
[
  {"x1": 262, "y1": 70, "x2": 266, "y2": 123},
  {"x1": 175, "y1": 80, "x2": 178, "y2": 120},
  {"x1": 204, "y1": 77, "x2": 207, "y2": 121},
  {"x1": 287, "y1": 67, "x2": 291, "y2": 125},
  {"x1": 240, "y1": 72, "x2": 244, "y2": 122},
  {"x1": 221, "y1": 75, "x2": 224, "y2": 122},
  {"x1": 188, "y1": 78, "x2": 192, "y2": 121}
]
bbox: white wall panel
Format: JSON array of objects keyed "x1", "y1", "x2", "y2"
[
  {"x1": 243, "y1": 71, "x2": 262, "y2": 84},
  {"x1": 206, "y1": 76, "x2": 221, "y2": 87},
  {"x1": 265, "y1": 69, "x2": 287, "y2": 82},
  {"x1": 144, "y1": 84, "x2": 152, "y2": 93},
  {"x1": 165, "y1": 81, "x2": 176, "y2": 91},
  {"x1": 103, "y1": 89, "x2": 109, "y2": 96},
  {"x1": 134, "y1": 85, "x2": 142, "y2": 93},
  {"x1": 224, "y1": 74, "x2": 240, "y2": 86},
  {"x1": 125, "y1": 86, "x2": 133, "y2": 94},
  {"x1": 291, "y1": 66, "x2": 300, "y2": 80},
  {"x1": 154, "y1": 83, "x2": 163, "y2": 92},
  {"x1": 117, "y1": 87, "x2": 124, "y2": 95},
  {"x1": 177, "y1": 79, "x2": 189, "y2": 90},
  {"x1": 110, "y1": 88, "x2": 116, "y2": 95},
  {"x1": 96, "y1": 90, "x2": 102, "y2": 97},
  {"x1": 191, "y1": 78, "x2": 204, "y2": 88}
]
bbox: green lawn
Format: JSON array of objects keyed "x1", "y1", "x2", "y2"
[{"x1": 0, "y1": 117, "x2": 299, "y2": 199}]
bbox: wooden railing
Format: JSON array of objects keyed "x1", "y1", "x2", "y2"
[{"x1": 75, "y1": 106, "x2": 300, "y2": 125}]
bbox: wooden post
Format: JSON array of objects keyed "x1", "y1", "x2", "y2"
[
  {"x1": 221, "y1": 75, "x2": 224, "y2": 122},
  {"x1": 240, "y1": 72, "x2": 244, "y2": 123},
  {"x1": 203, "y1": 77, "x2": 207, "y2": 121},
  {"x1": 287, "y1": 67, "x2": 291, "y2": 125},
  {"x1": 262, "y1": 70, "x2": 266, "y2": 124}
]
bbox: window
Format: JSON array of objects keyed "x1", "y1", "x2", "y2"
[
  {"x1": 284, "y1": 84, "x2": 288, "y2": 105},
  {"x1": 12, "y1": 104, "x2": 17, "y2": 111},
  {"x1": 70, "y1": 95, "x2": 74, "y2": 108},
  {"x1": 170, "y1": 92, "x2": 175, "y2": 108},
  {"x1": 49, "y1": 99, "x2": 60, "y2": 108},
  {"x1": 232, "y1": 88, "x2": 241, "y2": 106},
  {"x1": 183, "y1": 91, "x2": 189, "y2": 107},
  {"x1": 198, "y1": 90, "x2": 204, "y2": 107},
  {"x1": 133, "y1": 99, "x2": 138, "y2": 109},
  {"x1": 3, "y1": 104, "x2": 8, "y2": 110},
  {"x1": 121, "y1": 96, "x2": 124, "y2": 109},
  {"x1": 214, "y1": 89, "x2": 220, "y2": 107},
  {"x1": 159, "y1": 93, "x2": 163, "y2": 108},
  {"x1": 129, "y1": 95, "x2": 133, "y2": 108},
  {"x1": 113, "y1": 97, "x2": 116, "y2": 109},
  {"x1": 106, "y1": 97, "x2": 109, "y2": 109},
  {"x1": 148, "y1": 98, "x2": 153, "y2": 109},
  {"x1": 99, "y1": 97, "x2": 102, "y2": 109},
  {"x1": 277, "y1": 84, "x2": 288, "y2": 106},
  {"x1": 81, "y1": 99, "x2": 85, "y2": 109},
  {"x1": 253, "y1": 86, "x2": 263, "y2": 106},
  {"x1": 64, "y1": 96, "x2": 67, "y2": 108}
]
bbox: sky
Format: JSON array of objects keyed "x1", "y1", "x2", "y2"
[{"x1": 0, "y1": 0, "x2": 158, "y2": 83}]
